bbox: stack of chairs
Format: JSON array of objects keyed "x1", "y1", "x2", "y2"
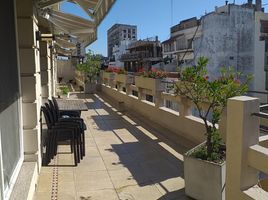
[{"x1": 41, "y1": 98, "x2": 86, "y2": 166}]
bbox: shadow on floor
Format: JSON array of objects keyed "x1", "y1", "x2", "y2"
[{"x1": 85, "y1": 94, "x2": 196, "y2": 191}]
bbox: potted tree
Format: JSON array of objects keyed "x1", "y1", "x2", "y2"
[
  {"x1": 76, "y1": 52, "x2": 101, "y2": 94},
  {"x1": 174, "y1": 57, "x2": 251, "y2": 200}
]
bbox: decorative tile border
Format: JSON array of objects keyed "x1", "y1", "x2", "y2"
[{"x1": 51, "y1": 156, "x2": 59, "y2": 200}]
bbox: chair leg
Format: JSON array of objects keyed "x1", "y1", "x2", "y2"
[
  {"x1": 72, "y1": 135, "x2": 77, "y2": 166},
  {"x1": 79, "y1": 133, "x2": 83, "y2": 160},
  {"x1": 76, "y1": 136, "x2": 80, "y2": 163},
  {"x1": 82, "y1": 131, "x2": 85, "y2": 157}
]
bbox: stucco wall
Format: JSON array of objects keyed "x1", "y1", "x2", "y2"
[
  {"x1": 57, "y1": 59, "x2": 76, "y2": 82},
  {"x1": 194, "y1": 5, "x2": 255, "y2": 88}
]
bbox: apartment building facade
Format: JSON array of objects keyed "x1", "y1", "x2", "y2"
[
  {"x1": 107, "y1": 24, "x2": 137, "y2": 60},
  {"x1": 163, "y1": 0, "x2": 268, "y2": 99},
  {"x1": 121, "y1": 37, "x2": 162, "y2": 72}
]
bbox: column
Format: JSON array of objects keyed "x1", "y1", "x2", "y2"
[
  {"x1": 51, "y1": 49, "x2": 57, "y2": 97},
  {"x1": 226, "y1": 96, "x2": 259, "y2": 200},
  {"x1": 16, "y1": 0, "x2": 42, "y2": 166},
  {"x1": 40, "y1": 41, "x2": 52, "y2": 102}
]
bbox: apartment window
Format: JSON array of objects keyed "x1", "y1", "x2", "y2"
[
  {"x1": 187, "y1": 39, "x2": 193, "y2": 49},
  {"x1": 132, "y1": 29, "x2": 136, "y2": 34},
  {"x1": 128, "y1": 34, "x2": 131, "y2": 39}
]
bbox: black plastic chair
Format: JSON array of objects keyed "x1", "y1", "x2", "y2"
[
  {"x1": 50, "y1": 98, "x2": 86, "y2": 157},
  {"x1": 45, "y1": 102, "x2": 83, "y2": 162},
  {"x1": 41, "y1": 106, "x2": 80, "y2": 166},
  {"x1": 47, "y1": 100, "x2": 86, "y2": 159}
]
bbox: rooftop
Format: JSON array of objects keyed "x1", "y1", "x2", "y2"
[{"x1": 34, "y1": 94, "x2": 195, "y2": 200}]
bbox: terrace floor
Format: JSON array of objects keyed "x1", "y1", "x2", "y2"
[{"x1": 34, "y1": 94, "x2": 195, "y2": 200}]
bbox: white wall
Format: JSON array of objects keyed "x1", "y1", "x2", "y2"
[{"x1": 57, "y1": 59, "x2": 76, "y2": 82}]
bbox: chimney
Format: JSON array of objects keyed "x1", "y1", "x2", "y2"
[
  {"x1": 225, "y1": 1, "x2": 228, "y2": 5},
  {"x1": 256, "y1": 0, "x2": 262, "y2": 11},
  {"x1": 248, "y1": 0, "x2": 253, "y2": 5}
]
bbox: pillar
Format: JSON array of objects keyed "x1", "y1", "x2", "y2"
[
  {"x1": 40, "y1": 41, "x2": 52, "y2": 101},
  {"x1": 226, "y1": 96, "x2": 259, "y2": 200},
  {"x1": 16, "y1": 0, "x2": 42, "y2": 166},
  {"x1": 51, "y1": 48, "x2": 57, "y2": 97}
]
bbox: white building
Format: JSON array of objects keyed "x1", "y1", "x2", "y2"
[
  {"x1": 111, "y1": 40, "x2": 133, "y2": 68},
  {"x1": 163, "y1": 0, "x2": 268, "y2": 102}
]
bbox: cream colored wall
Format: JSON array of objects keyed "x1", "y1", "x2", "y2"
[
  {"x1": 100, "y1": 73, "x2": 224, "y2": 145},
  {"x1": 57, "y1": 59, "x2": 76, "y2": 82}
]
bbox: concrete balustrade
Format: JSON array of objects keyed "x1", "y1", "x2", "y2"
[
  {"x1": 226, "y1": 96, "x2": 268, "y2": 200},
  {"x1": 100, "y1": 75, "x2": 268, "y2": 200},
  {"x1": 100, "y1": 74, "x2": 220, "y2": 144}
]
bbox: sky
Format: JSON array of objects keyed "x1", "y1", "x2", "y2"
[{"x1": 61, "y1": 0, "x2": 267, "y2": 56}]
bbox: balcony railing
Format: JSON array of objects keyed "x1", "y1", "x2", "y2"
[
  {"x1": 100, "y1": 71, "x2": 227, "y2": 144},
  {"x1": 99, "y1": 72, "x2": 268, "y2": 199}
]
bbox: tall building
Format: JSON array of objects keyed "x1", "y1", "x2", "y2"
[
  {"x1": 163, "y1": 0, "x2": 268, "y2": 100},
  {"x1": 107, "y1": 24, "x2": 137, "y2": 59}
]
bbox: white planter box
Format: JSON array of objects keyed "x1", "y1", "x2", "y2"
[{"x1": 184, "y1": 145, "x2": 226, "y2": 200}]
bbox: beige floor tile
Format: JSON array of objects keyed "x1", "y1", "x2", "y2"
[
  {"x1": 74, "y1": 171, "x2": 114, "y2": 192},
  {"x1": 115, "y1": 133, "x2": 139, "y2": 143},
  {"x1": 109, "y1": 167, "x2": 150, "y2": 189},
  {"x1": 57, "y1": 153, "x2": 75, "y2": 166},
  {"x1": 102, "y1": 154, "x2": 136, "y2": 170},
  {"x1": 77, "y1": 189, "x2": 119, "y2": 200},
  {"x1": 154, "y1": 177, "x2": 185, "y2": 195},
  {"x1": 97, "y1": 144, "x2": 128, "y2": 157},
  {"x1": 58, "y1": 181, "x2": 76, "y2": 195},
  {"x1": 94, "y1": 136, "x2": 123, "y2": 146},
  {"x1": 57, "y1": 192, "x2": 76, "y2": 200},
  {"x1": 117, "y1": 184, "x2": 163, "y2": 200},
  {"x1": 34, "y1": 192, "x2": 51, "y2": 200},
  {"x1": 84, "y1": 146, "x2": 101, "y2": 157},
  {"x1": 84, "y1": 138, "x2": 97, "y2": 147},
  {"x1": 57, "y1": 166, "x2": 74, "y2": 173},
  {"x1": 36, "y1": 174, "x2": 52, "y2": 193},
  {"x1": 75, "y1": 156, "x2": 106, "y2": 171},
  {"x1": 58, "y1": 172, "x2": 74, "y2": 183}
]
